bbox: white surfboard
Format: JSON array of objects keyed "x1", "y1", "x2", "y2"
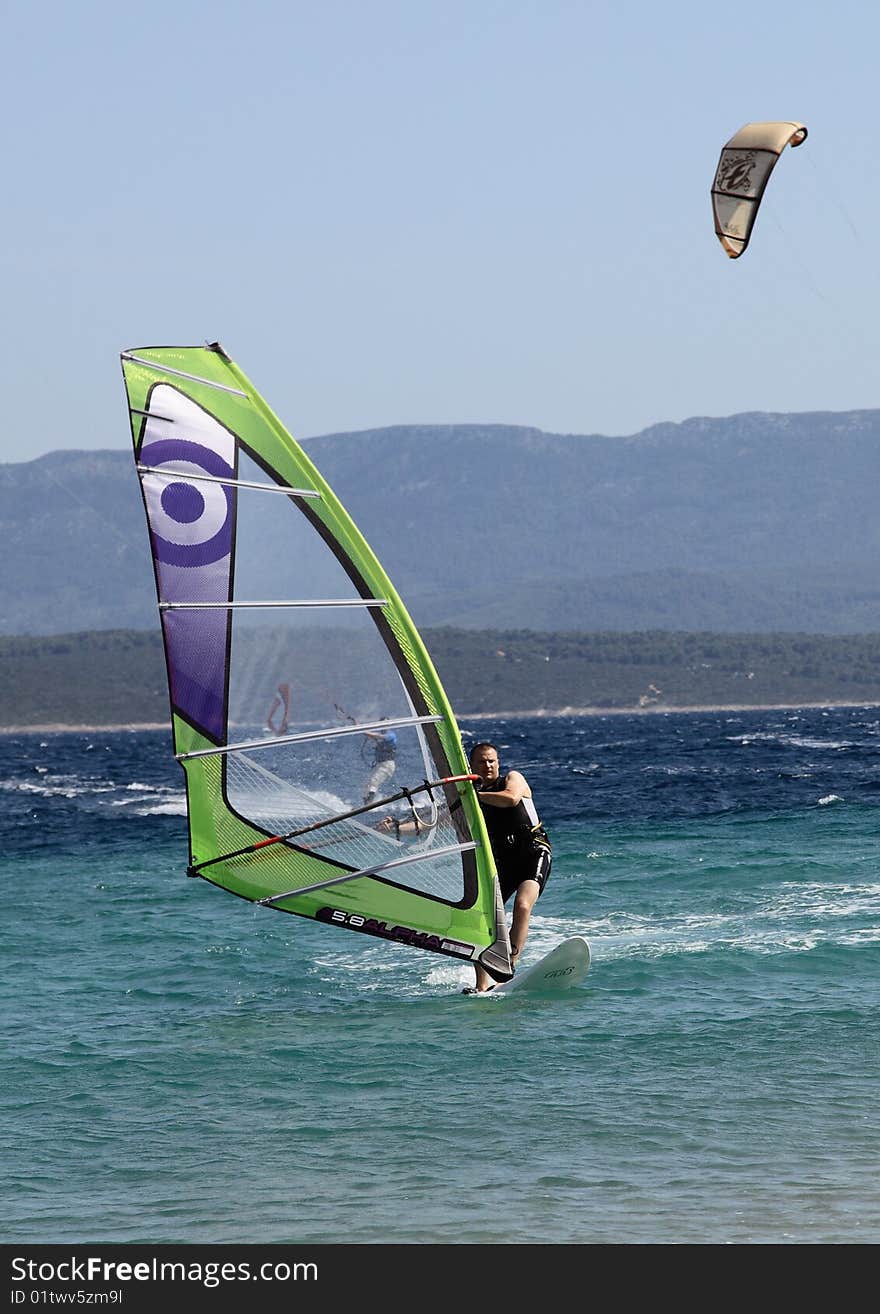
[{"x1": 467, "y1": 935, "x2": 591, "y2": 996}]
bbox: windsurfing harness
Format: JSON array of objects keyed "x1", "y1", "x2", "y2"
[{"x1": 476, "y1": 775, "x2": 551, "y2": 857}]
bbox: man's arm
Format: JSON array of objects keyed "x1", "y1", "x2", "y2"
[{"x1": 477, "y1": 770, "x2": 530, "y2": 808}]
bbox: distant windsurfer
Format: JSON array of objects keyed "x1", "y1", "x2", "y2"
[
  {"x1": 267, "y1": 682, "x2": 292, "y2": 735},
  {"x1": 363, "y1": 720, "x2": 397, "y2": 805},
  {"x1": 467, "y1": 741, "x2": 552, "y2": 993}
]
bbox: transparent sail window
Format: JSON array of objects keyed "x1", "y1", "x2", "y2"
[{"x1": 221, "y1": 721, "x2": 468, "y2": 903}]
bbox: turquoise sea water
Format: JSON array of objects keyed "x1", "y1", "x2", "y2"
[{"x1": 2, "y1": 707, "x2": 879, "y2": 1245}]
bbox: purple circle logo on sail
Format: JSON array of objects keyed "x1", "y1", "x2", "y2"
[
  {"x1": 161, "y1": 480, "x2": 205, "y2": 525},
  {"x1": 141, "y1": 438, "x2": 234, "y2": 567}
]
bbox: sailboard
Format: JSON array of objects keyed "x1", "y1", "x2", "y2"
[
  {"x1": 466, "y1": 936, "x2": 591, "y2": 997},
  {"x1": 121, "y1": 343, "x2": 513, "y2": 984}
]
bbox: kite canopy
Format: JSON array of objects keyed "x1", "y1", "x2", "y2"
[{"x1": 711, "y1": 121, "x2": 808, "y2": 258}]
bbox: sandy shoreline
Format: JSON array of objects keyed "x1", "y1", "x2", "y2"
[{"x1": 2, "y1": 701, "x2": 879, "y2": 735}]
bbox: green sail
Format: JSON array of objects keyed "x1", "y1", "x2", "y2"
[{"x1": 121, "y1": 343, "x2": 512, "y2": 981}]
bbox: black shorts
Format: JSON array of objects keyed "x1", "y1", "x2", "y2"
[{"x1": 497, "y1": 843, "x2": 552, "y2": 904}]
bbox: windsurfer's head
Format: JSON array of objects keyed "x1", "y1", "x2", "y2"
[{"x1": 469, "y1": 742, "x2": 500, "y2": 783}]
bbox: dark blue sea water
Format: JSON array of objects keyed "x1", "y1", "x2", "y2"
[{"x1": 3, "y1": 706, "x2": 879, "y2": 1244}]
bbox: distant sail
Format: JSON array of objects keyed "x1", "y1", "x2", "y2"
[
  {"x1": 121, "y1": 343, "x2": 512, "y2": 982},
  {"x1": 711, "y1": 121, "x2": 807, "y2": 258}
]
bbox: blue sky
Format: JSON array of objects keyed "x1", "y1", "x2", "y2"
[{"x1": 3, "y1": 0, "x2": 878, "y2": 462}]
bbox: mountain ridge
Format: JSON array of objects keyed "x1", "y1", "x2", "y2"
[{"x1": 3, "y1": 407, "x2": 880, "y2": 635}]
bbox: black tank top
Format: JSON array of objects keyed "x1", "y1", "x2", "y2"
[{"x1": 477, "y1": 773, "x2": 549, "y2": 850}]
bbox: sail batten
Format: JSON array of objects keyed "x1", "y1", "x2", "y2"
[
  {"x1": 121, "y1": 342, "x2": 513, "y2": 982},
  {"x1": 122, "y1": 351, "x2": 247, "y2": 394},
  {"x1": 178, "y1": 714, "x2": 444, "y2": 760},
  {"x1": 258, "y1": 842, "x2": 480, "y2": 904},
  {"x1": 138, "y1": 464, "x2": 320, "y2": 497},
  {"x1": 159, "y1": 599, "x2": 388, "y2": 611}
]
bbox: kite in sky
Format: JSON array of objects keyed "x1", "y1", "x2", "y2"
[{"x1": 711, "y1": 121, "x2": 808, "y2": 258}]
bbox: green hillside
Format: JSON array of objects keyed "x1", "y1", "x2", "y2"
[{"x1": 3, "y1": 629, "x2": 880, "y2": 728}]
